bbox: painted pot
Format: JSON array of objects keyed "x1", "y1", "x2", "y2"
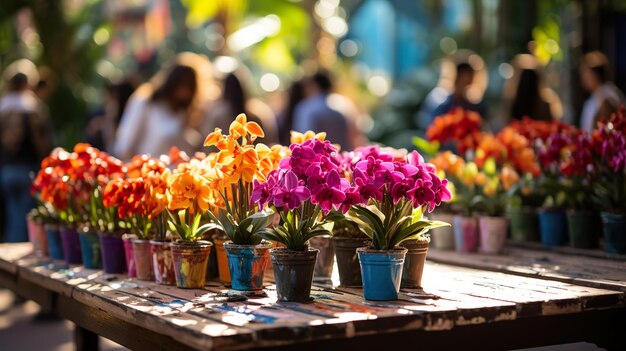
[
  {"x1": 60, "y1": 227, "x2": 82, "y2": 265},
  {"x1": 98, "y1": 232, "x2": 127, "y2": 274},
  {"x1": 333, "y1": 236, "x2": 369, "y2": 287},
  {"x1": 150, "y1": 240, "x2": 175, "y2": 285},
  {"x1": 27, "y1": 218, "x2": 48, "y2": 256},
  {"x1": 271, "y1": 248, "x2": 318, "y2": 302},
  {"x1": 479, "y1": 216, "x2": 508, "y2": 254},
  {"x1": 45, "y1": 224, "x2": 63, "y2": 260},
  {"x1": 567, "y1": 210, "x2": 597, "y2": 249},
  {"x1": 78, "y1": 228, "x2": 102, "y2": 269},
  {"x1": 429, "y1": 212, "x2": 455, "y2": 250},
  {"x1": 400, "y1": 239, "x2": 429, "y2": 289},
  {"x1": 122, "y1": 234, "x2": 137, "y2": 277},
  {"x1": 600, "y1": 212, "x2": 626, "y2": 254},
  {"x1": 539, "y1": 210, "x2": 568, "y2": 247},
  {"x1": 172, "y1": 241, "x2": 212, "y2": 289},
  {"x1": 508, "y1": 206, "x2": 540, "y2": 242},
  {"x1": 309, "y1": 235, "x2": 335, "y2": 278},
  {"x1": 358, "y1": 247, "x2": 407, "y2": 301},
  {"x1": 132, "y1": 239, "x2": 155, "y2": 281},
  {"x1": 225, "y1": 241, "x2": 272, "y2": 291},
  {"x1": 453, "y1": 216, "x2": 479, "y2": 253},
  {"x1": 213, "y1": 235, "x2": 231, "y2": 285}
]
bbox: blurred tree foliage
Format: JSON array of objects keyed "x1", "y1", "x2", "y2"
[{"x1": 0, "y1": 0, "x2": 108, "y2": 148}]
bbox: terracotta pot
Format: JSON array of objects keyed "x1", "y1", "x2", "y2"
[
  {"x1": 333, "y1": 236, "x2": 369, "y2": 287},
  {"x1": 453, "y1": 215, "x2": 479, "y2": 253},
  {"x1": 27, "y1": 217, "x2": 48, "y2": 256},
  {"x1": 400, "y1": 239, "x2": 429, "y2": 288},
  {"x1": 429, "y1": 212, "x2": 455, "y2": 250},
  {"x1": 132, "y1": 239, "x2": 155, "y2": 281},
  {"x1": 271, "y1": 248, "x2": 318, "y2": 302},
  {"x1": 150, "y1": 240, "x2": 175, "y2": 285},
  {"x1": 309, "y1": 235, "x2": 335, "y2": 278},
  {"x1": 172, "y1": 241, "x2": 212, "y2": 289},
  {"x1": 212, "y1": 235, "x2": 231, "y2": 285},
  {"x1": 225, "y1": 241, "x2": 272, "y2": 291},
  {"x1": 478, "y1": 216, "x2": 508, "y2": 254}
]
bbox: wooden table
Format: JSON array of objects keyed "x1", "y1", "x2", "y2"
[{"x1": 1, "y1": 243, "x2": 625, "y2": 350}]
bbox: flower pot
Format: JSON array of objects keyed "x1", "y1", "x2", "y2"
[
  {"x1": 567, "y1": 210, "x2": 597, "y2": 249},
  {"x1": 132, "y1": 239, "x2": 155, "y2": 281},
  {"x1": 212, "y1": 235, "x2": 231, "y2": 285},
  {"x1": 333, "y1": 237, "x2": 369, "y2": 287},
  {"x1": 205, "y1": 231, "x2": 220, "y2": 280},
  {"x1": 309, "y1": 235, "x2": 335, "y2": 278},
  {"x1": 508, "y1": 207, "x2": 540, "y2": 242},
  {"x1": 539, "y1": 210, "x2": 568, "y2": 247},
  {"x1": 98, "y1": 232, "x2": 127, "y2": 274},
  {"x1": 453, "y1": 215, "x2": 479, "y2": 253},
  {"x1": 45, "y1": 224, "x2": 63, "y2": 260},
  {"x1": 122, "y1": 234, "x2": 137, "y2": 277},
  {"x1": 357, "y1": 247, "x2": 407, "y2": 301},
  {"x1": 60, "y1": 227, "x2": 82, "y2": 265},
  {"x1": 27, "y1": 218, "x2": 48, "y2": 256},
  {"x1": 429, "y1": 212, "x2": 455, "y2": 250},
  {"x1": 78, "y1": 229, "x2": 102, "y2": 269},
  {"x1": 600, "y1": 212, "x2": 626, "y2": 254},
  {"x1": 172, "y1": 241, "x2": 212, "y2": 289},
  {"x1": 225, "y1": 241, "x2": 272, "y2": 291},
  {"x1": 150, "y1": 240, "x2": 175, "y2": 285},
  {"x1": 400, "y1": 239, "x2": 428, "y2": 289},
  {"x1": 271, "y1": 247, "x2": 318, "y2": 302},
  {"x1": 478, "y1": 216, "x2": 508, "y2": 254}
]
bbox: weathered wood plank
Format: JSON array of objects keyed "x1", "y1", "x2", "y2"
[
  {"x1": 427, "y1": 247, "x2": 626, "y2": 292},
  {"x1": 0, "y1": 242, "x2": 33, "y2": 274}
]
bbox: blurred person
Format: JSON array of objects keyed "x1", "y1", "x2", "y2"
[
  {"x1": 431, "y1": 62, "x2": 486, "y2": 119},
  {"x1": 580, "y1": 51, "x2": 625, "y2": 132},
  {"x1": 502, "y1": 54, "x2": 563, "y2": 122},
  {"x1": 204, "y1": 71, "x2": 279, "y2": 145},
  {"x1": 277, "y1": 80, "x2": 305, "y2": 145},
  {"x1": 85, "y1": 80, "x2": 136, "y2": 152},
  {"x1": 0, "y1": 63, "x2": 53, "y2": 242},
  {"x1": 293, "y1": 72, "x2": 350, "y2": 150},
  {"x1": 114, "y1": 53, "x2": 209, "y2": 160}
]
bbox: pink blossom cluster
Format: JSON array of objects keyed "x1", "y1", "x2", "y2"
[
  {"x1": 594, "y1": 107, "x2": 626, "y2": 173},
  {"x1": 252, "y1": 141, "x2": 451, "y2": 215}
]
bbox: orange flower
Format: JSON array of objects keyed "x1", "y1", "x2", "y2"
[
  {"x1": 229, "y1": 113, "x2": 264, "y2": 140},
  {"x1": 500, "y1": 165, "x2": 520, "y2": 191},
  {"x1": 168, "y1": 170, "x2": 211, "y2": 214}
]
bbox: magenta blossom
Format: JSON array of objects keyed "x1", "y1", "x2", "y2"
[{"x1": 272, "y1": 170, "x2": 311, "y2": 210}]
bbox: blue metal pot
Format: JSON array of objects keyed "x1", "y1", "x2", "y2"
[
  {"x1": 45, "y1": 224, "x2": 63, "y2": 260},
  {"x1": 79, "y1": 229, "x2": 102, "y2": 269},
  {"x1": 357, "y1": 247, "x2": 407, "y2": 301},
  {"x1": 225, "y1": 242, "x2": 272, "y2": 291},
  {"x1": 601, "y1": 212, "x2": 626, "y2": 254},
  {"x1": 539, "y1": 210, "x2": 568, "y2": 247}
]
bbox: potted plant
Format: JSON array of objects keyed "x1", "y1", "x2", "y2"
[
  {"x1": 330, "y1": 217, "x2": 367, "y2": 286},
  {"x1": 450, "y1": 161, "x2": 481, "y2": 253},
  {"x1": 344, "y1": 150, "x2": 451, "y2": 299},
  {"x1": 101, "y1": 178, "x2": 131, "y2": 274},
  {"x1": 472, "y1": 160, "x2": 511, "y2": 255},
  {"x1": 591, "y1": 108, "x2": 626, "y2": 254},
  {"x1": 167, "y1": 161, "x2": 216, "y2": 289},
  {"x1": 202, "y1": 114, "x2": 277, "y2": 291},
  {"x1": 26, "y1": 205, "x2": 50, "y2": 257},
  {"x1": 254, "y1": 138, "x2": 344, "y2": 302},
  {"x1": 427, "y1": 150, "x2": 464, "y2": 250}
]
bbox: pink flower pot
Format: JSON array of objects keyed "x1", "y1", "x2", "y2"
[
  {"x1": 479, "y1": 216, "x2": 508, "y2": 254},
  {"x1": 122, "y1": 234, "x2": 137, "y2": 278},
  {"x1": 453, "y1": 215, "x2": 478, "y2": 253},
  {"x1": 27, "y1": 217, "x2": 48, "y2": 256}
]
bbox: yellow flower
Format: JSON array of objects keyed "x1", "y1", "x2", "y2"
[
  {"x1": 168, "y1": 170, "x2": 211, "y2": 213},
  {"x1": 290, "y1": 130, "x2": 326, "y2": 144}
]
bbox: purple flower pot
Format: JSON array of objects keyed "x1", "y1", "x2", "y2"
[
  {"x1": 60, "y1": 227, "x2": 82, "y2": 264},
  {"x1": 98, "y1": 232, "x2": 127, "y2": 274},
  {"x1": 453, "y1": 215, "x2": 479, "y2": 253}
]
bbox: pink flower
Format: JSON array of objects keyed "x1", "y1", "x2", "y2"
[
  {"x1": 312, "y1": 170, "x2": 347, "y2": 214},
  {"x1": 273, "y1": 171, "x2": 311, "y2": 210}
]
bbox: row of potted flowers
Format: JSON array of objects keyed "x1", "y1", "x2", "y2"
[
  {"x1": 421, "y1": 107, "x2": 626, "y2": 254},
  {"x1": 27, "y1": 114, "x2": 452, "y2": 302}
]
